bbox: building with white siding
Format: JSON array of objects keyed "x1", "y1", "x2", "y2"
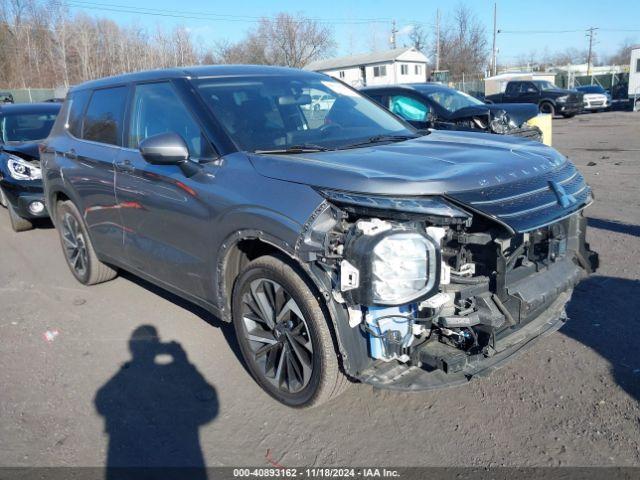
[{"x1": 304, "y1": 48, "x2": 429, "y2": 87}]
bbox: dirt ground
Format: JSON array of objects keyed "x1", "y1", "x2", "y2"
[{"x1": 0, "y1": 111, "x2": 639, "y2": 468}]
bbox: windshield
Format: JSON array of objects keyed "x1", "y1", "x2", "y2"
[
  {"x1": 421, "y1": 88, "x2": 484, "y2": 114},
  {"x1": 577, "y1": 85, "x2": 605, "y2": 94},
  {"x1": 193, "y1": 75, "x2": 414, "y2": 152},
  {"x1": 534, "y1": 81, "x2": 559, "y2": 91},
  {"x1": 0, "y1": 111, "x2": 57, "y2": 143}
]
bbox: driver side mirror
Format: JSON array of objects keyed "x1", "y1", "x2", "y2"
[
  {"x1": 139, "y1": 132, "x2": 200, "y2": 177},
  {"x1": 139, "y1": 132, "x2": 189, "y2": 165}
]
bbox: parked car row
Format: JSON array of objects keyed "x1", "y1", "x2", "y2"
[
  {"x1": 2, "y1": 66, "x2": 598, "y2": 408},
  {"x1": 0, "y1": 102, "x2": 60, "y2": 231},
  {"x1": 360, "y1": 83, "x2": 542, "y2": 141}
]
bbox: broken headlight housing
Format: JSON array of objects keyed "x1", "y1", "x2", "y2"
[
  {"x1": 342, "y1": 220, "x2": 440, "y2": 306},
  {"x1": 6, "y1": 154, "x2": 42, "y2": 180}
]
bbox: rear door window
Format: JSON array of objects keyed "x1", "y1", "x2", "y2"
[{"x1": 82, "y1": 86, "x2": 128, "y2": 146}]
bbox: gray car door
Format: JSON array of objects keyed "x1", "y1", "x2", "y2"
[
  {"x1": 67, "y1": 86, "x2": 129, "y2": 260},
  {"x1": 114, "y1": 81, "x2": 219, "y2": 299}
]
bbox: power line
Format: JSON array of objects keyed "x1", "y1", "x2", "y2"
[{"x1": 53, "y1": 0, "x2": 434, "y2": 27}]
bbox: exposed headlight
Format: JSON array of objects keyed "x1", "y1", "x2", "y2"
[
  {"x1": 555, "y1": 95, "x2": 568, "y2": 103},
  {"x1": 371, "y1": 232, "x2": 435, "y2": 304},
  {"x1": 489, "y1": 110, "x2": 510, "y2": 134},
  {"x1": 6, "y1": 154, "x2": 41, "y2": 180},
  {"x1": 342, "y1": 221, "x2": 440, "y2": 306}
]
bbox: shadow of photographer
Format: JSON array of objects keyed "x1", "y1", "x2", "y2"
[{"x1": 95, "y1": 325, "x2": 218, "y2": 479}]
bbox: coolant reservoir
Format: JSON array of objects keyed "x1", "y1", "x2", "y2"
[{"x1": 365, "y1": 305, "x2": 416, "y2": 362}]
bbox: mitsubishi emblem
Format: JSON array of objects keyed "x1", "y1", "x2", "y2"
[{"x1": 549, "y1": 181, "x2": 576, "y2": 208}]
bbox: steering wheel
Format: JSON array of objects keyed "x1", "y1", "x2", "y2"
[{"x1": 319, "y1": 123, "x2": 342, "y2": 137}]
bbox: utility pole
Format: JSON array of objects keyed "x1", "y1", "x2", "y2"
[
  {"x1": 390, "y1": 20, "x2": 398, "y2": 49},
  {"x1": 586, "y1": 27, "x2": 598, "y2": 76},
  {"x1": 491, "y1": 3, "x2": 497, "y2": 76},
  {"x1": 435, "y1": 9, "x2": 440, "y2": 71}
]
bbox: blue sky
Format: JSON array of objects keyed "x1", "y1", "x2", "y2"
[{"x1": 66, "y1": 0, "x2": 640, "y2": 64}]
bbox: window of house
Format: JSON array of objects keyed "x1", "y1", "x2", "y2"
[
  {"x1": 400, "y1": 64, "x2": 408, "y2": 75},
  {"x1": 339, "y1": 71, "x2": 345, "y2": 79},
  {"x1": 129, "y1": 82, "x2": 214, "y2": 159},
  {"x1": 415, "y1": 65, "x2": 422, "y2": 75},
  {"x1": 636, "y1": 58, "x2": 640, "y2": 73},
  {"x1": 82, "y1": 86, "x2": 128, "y2": 146},
  {"x1": 373, "y1": 65, "x2": 387, "y2": 77}
]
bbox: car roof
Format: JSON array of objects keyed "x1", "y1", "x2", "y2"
[
  {"x1": 71, "y1": 65, "x2": 326, "y2": 92},
  {"x1": 360, "y1": 83, "x2": 456, "y2": 94},
  {"x1": 0, "y1": 102, "x2": 61, "y2": 114}
]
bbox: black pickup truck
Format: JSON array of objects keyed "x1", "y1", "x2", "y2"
[{"x1": 485, "y1": 80, "x2": 583, "y2": 118}]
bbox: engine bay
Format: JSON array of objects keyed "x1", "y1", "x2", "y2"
[{"x1": 298, "y1": 194, "x2": 598, "y2": 378}]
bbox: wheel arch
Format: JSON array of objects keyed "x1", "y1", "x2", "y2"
[{"x1": 216, "y1": 230, "x2": 356, "y2": 377}]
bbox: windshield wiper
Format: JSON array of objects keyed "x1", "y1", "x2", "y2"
[
  {"x1": 339, "y1": 133, "x2": 423, "y2": 150},
  {"x1": 254, "y1": 144, "x2": 333, "y2": 154}
]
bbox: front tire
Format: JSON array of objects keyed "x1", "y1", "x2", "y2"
[
  {"x1": 0, "y1": 187, "x2": 7, "y2": 208},
  {"x1": 55, "y1": 200, "x2": 117, "y2": 285},
  {"x1": 539, "y1": 102, "x2": 555, "y2": 116},
  {"x1": 7, "y1": 201, "x2": 34, "y2": 232},
  {"x1": 232, "y1": 255, "x2": 348, "y2": 407}
]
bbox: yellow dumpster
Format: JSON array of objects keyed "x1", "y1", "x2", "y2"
[{"x1": 527, "y1": 114, "x2": 552, "y2": 146}]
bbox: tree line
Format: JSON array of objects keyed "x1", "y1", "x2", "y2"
[{"x1": 0, "y1": 0, "x2": 335, "y2": 89}]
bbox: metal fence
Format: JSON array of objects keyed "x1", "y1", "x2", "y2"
[
  {"x1": 1, "y1": 88, "x2": 59, "y2": 103},
  {"x1": 555, "y1": 72, "x2": 630, "y2": 100}
]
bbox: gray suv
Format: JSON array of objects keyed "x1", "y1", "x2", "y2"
[{"x1": 42, "y1": 66, "x2": 598, "y2": 407}]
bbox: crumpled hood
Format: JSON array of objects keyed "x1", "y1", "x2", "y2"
[
  {"x1": 445, "y1": 103, "x2": 538, "y2": 127},
  {"x1": 1, "y1": 141, "x2": 40, "y2": 161},
  {"x1": 484, "y1": 103, "x2": 539, "y2": 126},
  {"x1": 248, "y1": 130, "x2": 567, "y2": 196}
]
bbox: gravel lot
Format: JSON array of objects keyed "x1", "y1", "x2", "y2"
[{"x1": 0, "y1": 111, "x2": 639, "y2": 468}]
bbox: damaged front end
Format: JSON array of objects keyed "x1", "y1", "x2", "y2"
[{"x1": 296, "y1": 177, "x2": 598, "y2": 390}]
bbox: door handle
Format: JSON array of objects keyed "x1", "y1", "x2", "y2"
[
  {"x1": 115, "y1": 159, "x2": 135, "y2": 173},
  {"x1": 65, "y1": 149, "x2": 77, "y2": 160}
]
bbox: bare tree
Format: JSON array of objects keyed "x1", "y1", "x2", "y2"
[
  {"x1": 408, "y1": 24, "x2": 428, "y2": 52},
  {"x1": 0, "y1": 2, "x2": 336, "y2": 88},
  {"x1": 214, "y1": 13, "x2": 334, "y2": 68},
  {"x1": 436, "y1": 5, "x2": 489, "y2": 79},
  {"x1": 607, "y1": 38, "x2": 636, "y2": 66}
]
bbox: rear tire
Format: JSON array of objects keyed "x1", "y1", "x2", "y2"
[
  {"x1": 232, "y1": 255, "x2": 348, "y2": 408},
  {"x1": 539, "y1": 102, "x2": 555, "y2": 116},
  {"x1": 55, "y1": 200, "x2": 117, "y2": 285},
  {"x1": 7, "y1": 201, "x2": 34, "y2": 232}
]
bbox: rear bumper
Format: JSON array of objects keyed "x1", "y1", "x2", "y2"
[{"x1": 0, "y1": 177, "x2": 48, "y2": 219}]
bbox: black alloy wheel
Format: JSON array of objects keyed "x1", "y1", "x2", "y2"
[
  {"x1": 55, "y1": 200, "x2": 117, "y2": 285},
  {"x1": 240, "y1": 278, "x2": 314, "y2": 394},
  {"x1": 61, "y1": 212, "x2": 89, "y2": 279},
  {"x1": 232, "y1": 255, "x2": 348, "y2": 407}
]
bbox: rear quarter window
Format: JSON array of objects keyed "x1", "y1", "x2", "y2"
[
  {"x1": 82, "y1": 86, "x2": 128, "y2": 146},
  {"x1": 66, "y1": 90, "x2": 91, "y2": 138}
]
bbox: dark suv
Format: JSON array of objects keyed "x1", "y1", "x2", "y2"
[{"x1": 42, "y1": 66, "x2": 598, "y2": 407}]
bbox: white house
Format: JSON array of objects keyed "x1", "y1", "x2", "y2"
[{"x1": 304, "y1": 47, "x2": 429, "y2": 87}]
